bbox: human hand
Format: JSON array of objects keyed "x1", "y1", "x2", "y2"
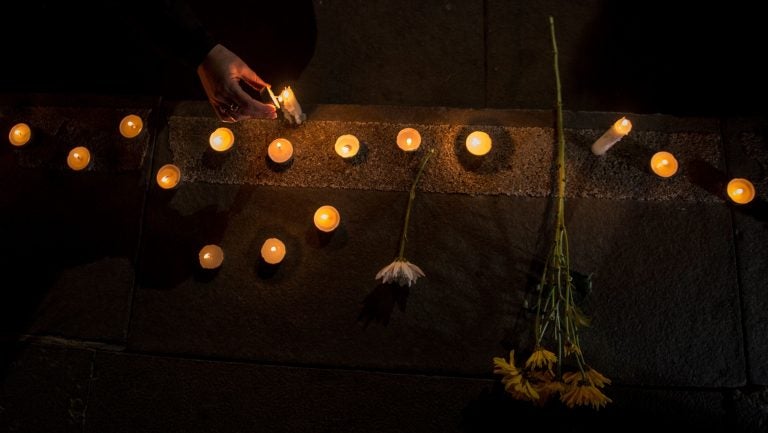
[{"x1": 197, "y1": 44, "x2": 277, "y2": 122}]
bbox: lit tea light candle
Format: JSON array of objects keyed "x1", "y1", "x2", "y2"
[
  {"x1": 261, "y1": 238, "x2": 286, "y2": 264},
  {"x1": 313, "y1": 205, "x2": 341, "y2": 232},
  {"x1": 9, "y1": 123, "x2": 32, "y2": 146},
  {"x1": 334, "y1": 134, "x2": 360, "y2": 158},
  {"x1": 465, "y1": 131, "x2": 492, "y2": 156},
  {"x1": 156, "y1": 164, "x2": 181, "y2": 189},
  {"x1": 727, "y1": 178, "x2": 756, "y2": 204},
  {"x1": 67, "y1": 146, "x2": 91, "y2": 171},
  {"x1": 268, "y1": 138, "x2": 294, "y2": 164},
  {"x1": 277, "y1": 86, "x2": 306, "y2": 125},
  {"x1": 119, "y1": 114, "x2": 144, "y2": 138},
  {"x1": 209, "y1": 127, "x2": 235, "y2": 152},
  {"x1": 397, "y1": 128, "x2": 421, "y2": 152},
  {"x1": 650, "y1": 151, "x2": 678, "y2": 178},
  {"x1": 591, "y1": 117, "x2": 632, "y2": 156},
  {"x1": 198, "y1": 244, "x2": 224, "y2": 269}
]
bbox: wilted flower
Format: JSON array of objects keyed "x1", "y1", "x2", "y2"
[
  {"x1": 376, "y1": 259, "x2": 425, "y2": 287},
  {"x1": 374, "y1": 149, "x2": 434, "y2": 289},
  {"x1": 525, "y1": 347, "x2": 557, "y2": 372},
  {"x1": 560, "y1": 382, "x2": 612, "y2": 410}
]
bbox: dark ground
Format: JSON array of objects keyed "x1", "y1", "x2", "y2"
[{"x1": 2, "y1": 1, "x2": 768, "y2": 432}]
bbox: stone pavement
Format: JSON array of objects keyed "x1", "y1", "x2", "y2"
[{"x1": 1, "y1": 96, "x2": 766, "y2": 432}]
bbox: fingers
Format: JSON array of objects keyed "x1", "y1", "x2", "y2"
[{"x1": 239, "y1": 65, "x2": 270, "y2": 91}]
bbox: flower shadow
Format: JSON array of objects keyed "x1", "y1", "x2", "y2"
[{"x1": 357, "y1": 282, "x2": 410, "y2": 328}]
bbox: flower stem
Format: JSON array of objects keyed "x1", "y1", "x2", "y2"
[
  {"x1": 397, "y1": 149, "x2": 435, "y2": 260},
  {"x1": 550, "y1": 16, "x2": 566, "y2": 227}
]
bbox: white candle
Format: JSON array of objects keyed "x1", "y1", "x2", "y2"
[
  {"x1": 334, "y1": 134, "x2": 360, "y2": 158},
  {"x1": 592, "y1": 117, "x2": 632, "y2": 156},
  {"x1": 268, "y1": 138, "x2": 294, "y2": 164},
  {"x1": 209, "y1": 127, "x2": 235, "y2": 152},
  {"x1": 119, "y1": 114, "x2": 143, "y2": 138},
  {"x1": 67, "y1": 147, "x2": 91, "y2": 171},
  {"x1": 9, "y1": 123, "x2": 32, "y2": 146},
  {"x1": 278, "y1": 86, "x2": 306, "y2": 125}
]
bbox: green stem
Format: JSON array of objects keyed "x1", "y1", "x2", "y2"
[
  {"x1": 549, "y1": 16, "x2": 566, "y2": 224},
  {"x1": 397, "y1": 149, "x2": 435, "y2": 260}
]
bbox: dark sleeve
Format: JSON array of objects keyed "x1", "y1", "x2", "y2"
[{"x1": 131, "y1": 0, "x2": 218, "y2": 67}]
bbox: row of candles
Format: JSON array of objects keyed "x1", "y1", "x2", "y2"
[{"x1": 8, "y1": 114, "x2": 760, "y2": 205}]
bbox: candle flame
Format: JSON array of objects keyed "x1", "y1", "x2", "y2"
[
  {"x1": 161, "y1": 175, "x2": 170, "y2": 183},
  {"x1": 282, "y1": 90, "x2": 290, "y2": 99},
  {"x1": 342, "y1": 145, "x2": 350, "y2": 154},
  {"x1": 14, "y1": 129, "x2": 22, "y2": 136},
  {"x1": 270, "y1": 246, "x2": 277, "y2": 252},
  {"x1": 276, "y1": 142, "x2": 282, "y2": 149},
  {"x1": 213, "y1": 136, "x2": 222, "y2": 146},
  {"x1": 471, "y1": 138, "x2": 480, "y2": 147},
  {"x1": 321, "y1": 214, "x2": 329, "y2": 221},
  {"x1": 127, "y1": 121, "x2": 135, "y2": 128},
  {"x1": 620, "y1": 119, "x2": 629, "y2": 127},
  {"x1": 735, "y1": 188, "x2": 744, "y2": 195},
  {"x1": 660, "y1": 159, "x2": 669, "y2": 166},
  {"x1": 203, "y1": 252, "x2": 211, "y2": 260},
  {"x1": 74, "y1": 153, "x2": 80, "y2": 160},
  {"x1": 406, "y1": 137, "x2": 412, "y2": 145}
]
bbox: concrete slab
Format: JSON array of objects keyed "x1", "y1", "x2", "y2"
[
  {"x1": 0, "y1": 343, "x2": 92, "y2": 433},
  {"x1": 0, "y1": 104, "x2": 153, "y2": 341},
  {"x1": 296, "y1": 0, "x2": 485, "y2": 107},
  {"x1": 723, "y1": 117, "x2": 768, "y2": 384}
]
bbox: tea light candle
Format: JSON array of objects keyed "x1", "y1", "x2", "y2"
[
  {"x1": 727, "y1": 178, "x2": 756, "y2": 204},
  {"x1": 397, "y1": 128, "x2": 421, "y2": 152},
  {"x1": 650, "y1": 151, "x2": 678, "y2": 178},
  {"x1": 278, "y1": 86, "x2": 306, "y2": 125},
  {"x1": 335, "y1": 134, "x2": 360, "y2": 158},
  {"x1": 9, "y1": 123, "x2": 32, "y2": 146},
  {"x1": 261, "y1": 238, "x2": 286, "y2": 264},
  {"x1": 119, "y1": 114, "x2": 144, "y2": 138},
  {"x1": 209, "y1": 127, "x2": 235, "y2": 152},
  {"x1": 156, "y1": 164, "x2": 181, "y2": 189},
  {"x1": 198, "y1": 244, "x2": 224, "y2": 269},
  {"x1": 313, "y1": 205, "x2": 341, "y2": 232},
  {"x1": 67, "y1": 146, "x2": 91, "y2": 171},
  {"x1": 591, "y1": 117, "x2": 632, "y2": 156},
  {"x1": 466, "y1": 131, "x2": 492, "y2": 156},
  {"x1": 268, "y1": 138, "x2": 294, "y2": 163}
]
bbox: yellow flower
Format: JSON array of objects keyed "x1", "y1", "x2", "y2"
[
  {"x1": 525, "y1": 347, "x2": 557, "y2": 371},
  {"x1": 560, "y1": 383, "x2": 612, "y2": 410},
  {"x1": 510, "y1": 376, "x2": 540, "y2": 401},
  {"x1": 565, "y1": 342, "x2": 581, "y2": 357},
  {"x1": 562, "y1": 368, "x2": 611, "y2": 388},
  {"x1": 492, "y1": 350, "x2": 520, "y2": 377},
  {"x1": 534, "y1": 379, "x2": 566, "y2": 406}
]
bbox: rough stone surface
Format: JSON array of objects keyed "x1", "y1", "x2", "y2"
[
  {"x1": 723, "y1": 118, "x2": 768, "y2": 385},
  {"x1": 730, "y1": 387, "x2": 768, "y2": 433},
  {"x1": 0, "y1": 106, "x2": 152, "y2": 172},
  {"x1": 86, "y1": 351, "x2": 490, "y2": 433},
  {"x1": 0, "y1": 343, "x2": 92, "y2": 433},
  {"x1": 296, "y1": 0, "x2": 484, "y2": 108},
  {"x1": 0, "y1": 104, "x2": 152, "y2": 342},
  {"x1": 169, "y1": 109, "x2": 724, "y2": 201}
]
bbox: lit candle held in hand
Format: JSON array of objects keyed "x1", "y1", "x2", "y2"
[
  {"x1": 592, "y1": 117, "x2": 632, "y2": 156},
  {"x1": 9, "y1": 123, "x2": 32, "y2": 146},
  {"x1": 278, "y1": 86, "x2": 306, "y2": 125},
  {"x1": 335, "y1": 134, "x2": 360, "y2": 158},
  {"x1": 268, "y1": 138, "x2": 293, "y2": 164},
  {"x1": 397, "y1": 128, "x2": 421, "y2": 152},
  {"x1": 314, "y1": 205, "x2": 341, "y2": 232},
  {"x1": 209, "y1": 127, "x2": 235, "y2": 152},
  {"x1": 119, "y1": 114, "x2": 144, "y2": 138},
  {"x1": 466, "y1": 131, "x2": 492, "y2": 156},
  {"x1": 156, "y1": 164, "x2": 181, "y2": 189},
  {"x1": 67, "y1": 146, "x2": 91, "y2": 171},
  {"x1": 199, "y1": 244, "x2": 224, "y2": 269},
  {"x1": 650, "y1": 151, "x2": 678, "y2": 178},
  {"x1": 261, "y1": 238, "x2": 286, "y2": 264},
  {"x1": 727, "y1": 178, "x2": 756, "y2": 204}
]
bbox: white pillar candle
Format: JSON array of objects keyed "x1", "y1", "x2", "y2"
[
  {"x1": 591, "y1": 117, "x2": 632, "y2": 156},
  {"x1": 278, "y1": 86, "x2": 306, "y2": 125}
]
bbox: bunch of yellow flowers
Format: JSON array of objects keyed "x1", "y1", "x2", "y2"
[{"x1": 492, "y1": 16, "x2": 611, "y2": 411}]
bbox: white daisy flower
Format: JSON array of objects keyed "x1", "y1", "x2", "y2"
[{"x1": 375, "y1": 259, "x2": 425, "y2": 287}]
